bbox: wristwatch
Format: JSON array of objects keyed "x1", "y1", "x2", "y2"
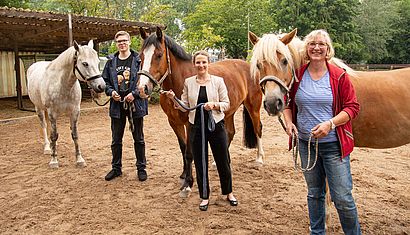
[{"x1": 329, "y1": 119, "x2": 336, "y2": 130}]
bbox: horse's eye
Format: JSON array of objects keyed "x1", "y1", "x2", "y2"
[
  {"x1": 256, "y1": 62, "x2": 262, "y2": 70},
  {"x1": 157, "y1": 53, "x2": 163, "y2": 58},
  {"x1": 82, "y1": 62, "x2": 89, "y2": 67},
  {"x1": 282, "y1": 59, "x2": 288, "y2": 66}
]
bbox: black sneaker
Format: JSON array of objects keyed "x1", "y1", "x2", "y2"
[
  {"x1": 105, "y1": 169, "x2": 122, "y2": 181},
  {"x1": 137, "y1": 169, "x2": 147, "y2": 181}
]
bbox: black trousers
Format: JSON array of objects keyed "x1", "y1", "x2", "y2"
[
  {"x1": 189, "y1": 120, "x2": 232, "y2": 199},
  {"x1": 111, "y1": 108, "x2": 146, "y2": 171}
]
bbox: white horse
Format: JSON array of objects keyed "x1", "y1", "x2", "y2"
[{"x1": 27, "y1": 40, "x2": 106, "y2": 168}]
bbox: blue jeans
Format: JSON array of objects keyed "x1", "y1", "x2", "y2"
[{"x1": 299, "y1": 139, "x2": 361, "y2": 235}]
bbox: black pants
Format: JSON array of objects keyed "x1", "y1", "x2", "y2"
[
  {"x1": 111, "y1": 108, "x2": 146, "y2": 171},
  {"x1": 189, "y1": 120, "x2": 232, "y2": 199}
]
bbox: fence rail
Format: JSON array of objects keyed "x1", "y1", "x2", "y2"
[{"x1": 348, "y1": 64, "x2": 410, "y2": 71}]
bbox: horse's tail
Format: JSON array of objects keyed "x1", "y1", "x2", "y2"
[{"x1": 243, "y1": 107, "x2": 258, "y2": 148}]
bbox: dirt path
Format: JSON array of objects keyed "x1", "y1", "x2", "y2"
[{"x1": 0, "y1": 99, "x2": 409, "y2": 234}]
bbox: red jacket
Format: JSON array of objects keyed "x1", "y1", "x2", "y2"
[{"x1": 288, "y1": 62, "x2": 360, "y2": 158}]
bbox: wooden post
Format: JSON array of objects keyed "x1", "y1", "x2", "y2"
[
  {"x1": 14, "y1": 47, "x2": 23, "y2": 109},
  {"x1": 68, "y1": 13, "x2": 73, "y2": 46}
]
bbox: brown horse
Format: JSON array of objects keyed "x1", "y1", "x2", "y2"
[
  {"x1": 248, "y1": 29, "x2": 410, "y2": 149},
  {"x1": 137, "y1": 27, "x2": 264, "y2": 195}
]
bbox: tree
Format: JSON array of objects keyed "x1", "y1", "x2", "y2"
[
  {"x1": 0, "y1": 0, "x2": 27, "y2": 8},
  {"x1": 183, "y1": 0, "x2": 276, "y2": 58},
  {"x1": 354, "y1": 0, "x2": 401, "y2": 63},
  {"x1": 385, "y1": 0, "x2": 410, "y2": 63},
  {"x1": 273, "y1": 0, "x2": 363, "y2": 63},
  {"x1": 139, "y1": 0, "x2": 181, "y2": 39}
]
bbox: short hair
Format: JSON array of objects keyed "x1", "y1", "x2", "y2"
[
  {"x1": 114, "y1": 31, "x2": 130, "y2": 41},
  {"x1": 301, "y1": 29, "x2": 335, "y2": 61},
  {"x1": 192, "y1": 50, "x2": 210, "y2": 64}
]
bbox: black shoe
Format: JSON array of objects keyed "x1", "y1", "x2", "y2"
[
  {"x1": 137, "y1": 169, "x2": 147, "y2": 181},
  {"x1": 227, "y1": 197, "x2": 238, "y2": 206},
  {"x1": 105, "y1": 169, "x2": 122, "y2": 181},
  {"x1": 199, "y1": 200, "x2": 209, "y2": 211}
]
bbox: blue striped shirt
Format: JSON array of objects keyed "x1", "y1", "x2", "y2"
[{"x1": 295, "y1": 70, "x2": 337, "y2": 143}]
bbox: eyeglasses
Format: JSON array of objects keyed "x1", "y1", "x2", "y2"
[
  {"x1": 308, "y1": 42, "x2": 327, "y2": 48},
  {"x1": 116, "y1": 39, "x2": 129, "y2": 44}
]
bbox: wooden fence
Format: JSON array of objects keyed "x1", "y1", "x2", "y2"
[{"x1": 348, "y1": 64, "x2": 410, "y2": 71}]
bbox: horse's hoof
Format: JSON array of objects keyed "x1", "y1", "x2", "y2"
[
  {"x1": 76, "y1": 161, "x2": 86, "y2": 168},
  {"x1": 179, "y1": 186, "x2": 192, "y2": 198},
  {"x1": 49, "y1": 162, "x2": 59, "y2": 168},
  {"x1": 255, "y1": 159, "x2": 264, "y2": 165}
]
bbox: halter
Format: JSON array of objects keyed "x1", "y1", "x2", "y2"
[
  {"x1": 259, "y1": 66, "x2": 298, "y2": 106},
  {"x1": 73, "y1": 50, "x2": 102, "y2": 82},
  {"x1": 137, "y1": 44, "x2": 172, "y2": 91}
]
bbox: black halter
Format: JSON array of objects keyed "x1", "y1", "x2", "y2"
[
  {"x1": 137, "y1": 43, "x2": 172, "y2": 91},
  {"x1": 73, "y1": 50, "x2": 102, "y2": 82}
]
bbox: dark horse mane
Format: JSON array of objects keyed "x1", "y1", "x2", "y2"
[{"x1": 142, "y1": 34, "x2": 192, "y2": 62}]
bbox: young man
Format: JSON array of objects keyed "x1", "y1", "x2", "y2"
[{"x1": 102, "y1": 31, "x2": 148, "y2": 181}]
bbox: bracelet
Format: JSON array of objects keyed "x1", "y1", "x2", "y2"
[{"x1": 329, "y1": 119, "x2": 336, "y2": 130}]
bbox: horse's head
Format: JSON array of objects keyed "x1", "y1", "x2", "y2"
[
  {"x1": 137, "y1": 27, "x2": 170, "y2": 98},
  {"x1": 73, "y1": 40, "x2": 106, "y2": 93},
  {"x1": 249, "y1": 29, "x2": 300, "y2": 116}
]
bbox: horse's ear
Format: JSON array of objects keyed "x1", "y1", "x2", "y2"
[
  {"x1": 140, "y1": 27, "x2": 148, "y2": 40},
  {"x1": 156, "y1": 26, "x2": 163, "y2": 42},
  {"x1": 248, "y1": 31, "x2": 259, "y2": 45},
  {"x1": 87, "y1": 40, "x2": 94, "y2": 49},
  {"x1": 73, "y1": 40, "x2": 79, "y2": 51},
  {"x1": 280, "y1": 28, "x2": 297, "y2": 45}
]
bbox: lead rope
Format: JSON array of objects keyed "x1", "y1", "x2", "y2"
[
  {"x1": 90, "y1": 89, "x2": 110, "y2": 106},
  {"x1": 171, "y1": 94, "x2": 215, "y2": 198},
  {"x1": 292, "y1": 131, "x2": 319, "y2": 172}
]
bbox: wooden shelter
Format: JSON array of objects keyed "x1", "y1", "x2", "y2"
[{"x1": 0, "y1": 7, "x2": 163, "y2": 109}]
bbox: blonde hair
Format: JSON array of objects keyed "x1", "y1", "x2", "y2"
[
  {"x1": 114, "y1": 31, "x2": 130, "y2": 41},
  {"x1": 192, "y1": 50, "x2": 210, "y2": 64},
  {"x1": 301, "y1": 29, "x2": 335, "y2": 61}
]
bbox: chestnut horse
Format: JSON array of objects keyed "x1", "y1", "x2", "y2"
[
  {"x1": 137, "y1": 27, "x2": 264, "y2": 195},
  {"x1": 248, "y1": 29, "x2": 410, "y2": 149}
]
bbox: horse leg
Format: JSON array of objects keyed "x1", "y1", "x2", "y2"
[
  {"x1": 224, "y1": 115, "x2": 236, "y2": 146},
  {"x1": 36, "y1": 108, "x2": 51, "y2": 154},
  {"x1": 168, "y1": 121, "x2": 193, "y2": 197},
  {"x1": 48, "y1": 112, "x2": 59, "y2": 168},
  {"x1": 244, "y1": 97, "x2": 265, "y2": 164},
  {"x1": 70, "y1": 108, "x2": 86, "y2": 167}
]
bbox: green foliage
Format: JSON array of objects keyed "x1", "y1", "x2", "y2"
[
  {"x1": 354, "y1": 0, "x2": 401, "y2": 63},
  {"x1": 273, "y1": 0, "x2": 363, "y2": 63},
  {"x1": 0, "y1": 0, "x2": 27, "y2": 7},
  {"x1": 385, "y1": 0, "x2": 410, "y2": 63},
  {"x1": 11, "y1": 0, "x2": 409, "y2": 64},
  {"x1": 183, "y1": 0, "x2": 276, "y2": 58},
  {"x1": 139, "y1": 1, "x2": 181, "y2": 39},
  {"x1": 182, "y1": 24, "x2": 223, "y2": 53}
]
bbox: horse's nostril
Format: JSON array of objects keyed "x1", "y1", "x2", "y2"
[{"x1": 277, "y1": 99, "x2": 283, "y2": 111}]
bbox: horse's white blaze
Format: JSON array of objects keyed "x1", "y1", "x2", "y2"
[{"x1": 139, "y1": 45, "x2": 155, "y2": 88}]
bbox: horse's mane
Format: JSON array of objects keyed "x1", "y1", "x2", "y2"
[
  {"x1": 250, "y1": 34, "x2": 297, "y2": 79},
  {"x1": 251, "y1": 32, "x2": 357, "y2": 78},
  {"x1": 142, "y1": 34, "x2": 192, "y2": 62},
  {"x1": 46, "y1": 46, "x2": 76, "y2": 70}
]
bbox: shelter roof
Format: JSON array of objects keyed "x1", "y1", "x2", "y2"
[{"x1": 0, "y1": 7, "x2": 163, "y2": 53}]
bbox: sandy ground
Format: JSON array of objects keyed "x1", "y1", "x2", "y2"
[{"x1": 0, "y1": 97, "x2": 409, "y2": 234}]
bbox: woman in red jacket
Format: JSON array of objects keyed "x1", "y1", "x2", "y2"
[{"x1": 283, "y1": 29, "x2": 361, "y2": 234}]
